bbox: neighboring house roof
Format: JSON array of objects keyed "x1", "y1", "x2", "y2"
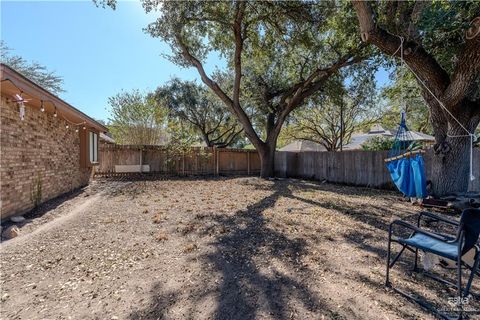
[
  {"x1": 343, "y1": 124, "x2": 393, "y2": 150},
  {"x1": 416, "y1": 131, "x2": 435, "y2": 141},
  {"x1": 0, "y1": 63, "x2": 107, "y2": 133},
  {"x1": 368, "y1": 124, "x2": 392, "y2": 135},
  {"x1": 279, "y1": 140, "x2": 327, "y2": 152},
  {"x1": 99, "y1": 132, "x2": 115, "y2": 144},
  {"x1": 343, "y1": 124, "x2": 435, "y2": 150},
  {"x1": 343, "y1": 133, "x2": 386, "y2": 150},
  {"x1": 396, "y1": 130, "x2": 435, "y2": 142}
]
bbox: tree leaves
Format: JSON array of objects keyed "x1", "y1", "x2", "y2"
[
  {"x1": 153, "y1": 78, "x2": 243, "y2": 148},
  {"x1": 284, "y1": 69, "x2": 380, "y2": 151},
  {"x1": 108, "y1": 90, "x2": 168, "y2": 145},
  {"x1": 1, "y1": 41, "x2": 65, "y2": 94}
]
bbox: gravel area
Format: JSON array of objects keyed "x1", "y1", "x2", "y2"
[{"x1": 0, "y1": 177, "x2": 479, "y2": 319}]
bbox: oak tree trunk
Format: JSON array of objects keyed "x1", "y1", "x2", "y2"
[
  {"x1": 352, "y1": 1, "x2": 480, "y2": 197},
  {"x1": 258, "y1": 143, "x2": 276, "y2": 178},
  {"x1": 430, "y1": 135, "x2": 471, "y2": 196},
  {"x1": 428, "y1": 100, "x2": 478, "y2": 196}
]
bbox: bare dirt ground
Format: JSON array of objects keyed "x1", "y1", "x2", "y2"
[{"x1": 1, "y1": 177, "x2": 479, "y2": 320}]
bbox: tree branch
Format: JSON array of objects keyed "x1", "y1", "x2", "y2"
[
  {"x1": 352, "y1": 0, "x2": 450, "y2": 97},
  {"x1": 175, "y1": 32, "x2": 262, "y2": 148},
  {"x1": 443, "y1": 19, "x2": 480, "y2": 108}
]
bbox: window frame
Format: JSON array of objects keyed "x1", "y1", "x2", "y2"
[{"x1": 88, "y1": 131, "x2": 99, "y2": 164}]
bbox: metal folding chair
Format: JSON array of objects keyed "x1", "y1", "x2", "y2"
[{"x1": 387, "y1": 209, "x2": 480, "y2": 319}]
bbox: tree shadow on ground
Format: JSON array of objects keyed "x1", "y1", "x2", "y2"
[
  {"x1": 201, "y1": 183, "x2": 323, "y2": 319},
  {"x1": 129, "y1": 180, "x2": 338, "y2": 320},
  {"x1": 128, "y1": 178, "x2": 468, "y2": 319}
]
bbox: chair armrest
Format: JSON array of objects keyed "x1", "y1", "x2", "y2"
[
  {"x1": 417, "y1": 211, "x2": 459, "y2": 228},
  {"x1": 389, "y1": 219, "x2": 451, "y2": 242}
]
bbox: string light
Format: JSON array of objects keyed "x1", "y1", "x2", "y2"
[
  {"x1": 15, "y1": 92, "x2": 26, "y2": 121},
  {"x1": 3, "y1": 78, "x2": 101, "y2": 134}
]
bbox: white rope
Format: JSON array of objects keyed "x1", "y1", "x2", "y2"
[
  {"x1": 393, "y1": 36, "x2": 476, "y2": 182},
  {"x1": 471, "y1": 134, "x2": 475, "y2": 181}
]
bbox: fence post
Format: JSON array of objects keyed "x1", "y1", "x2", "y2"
[
  {"x1": 247, "y1": 151, "x2": 251, "y2": 175},
  {"x1": 211, "y1": 147, "x2": 215, "y2": 175},
  {"x1": 139, "y1": 147, "x2": 143, "y2": 173},
  {"x1": 216, "y1": 148, "x2": 220, "y2": 176},
  {"x1": 182, "y1": 151, "x2": 186, "y2": 176}
]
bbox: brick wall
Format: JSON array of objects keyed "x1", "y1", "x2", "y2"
[{"x1": 0, "y1": 97, "x2": 92, "y2": 220}]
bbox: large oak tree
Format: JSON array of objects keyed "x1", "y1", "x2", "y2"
[
  {"x1": 98, "y1": 0, "x2": 370, "y2": 177},
  {"x1": 145, "y1": 0, "x2": 373, "y2": 176},
  {"x1": 352, "y1": 0, "x2": 480, "y2": 196}
]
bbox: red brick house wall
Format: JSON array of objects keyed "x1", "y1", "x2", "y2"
[{"x1": 0, "y1": 97, "x2": 93, "y2": 219}]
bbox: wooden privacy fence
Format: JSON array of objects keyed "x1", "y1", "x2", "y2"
[
  {"x1": 274, "y1": 149, "x2": 480, "y2": 191},
  {"x1": 97, "y1": 144, "x2": 480, "y2": 191},
  {"x1": 96, "y1": 144, "x2": 261, "y2": 176}
]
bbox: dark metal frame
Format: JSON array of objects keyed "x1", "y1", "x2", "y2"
[{"x1": 386, "y1": 210, "x2": 480, "y2": 320}]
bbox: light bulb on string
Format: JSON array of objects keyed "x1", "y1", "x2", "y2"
[
  {"x1": 75, "y1": 128, "x2": 79, "y2": 133},
  {"x1": 54, "y1": 107, "x2": 58, "y2": 118},
  {"x1": 83, "y1": 124, "x2": 86, "y2": 130},
  {"x1": 16, "y1": 92, "x2": 25, "y2": 121},
  {"x1": 40, "y1": 100, "x2": 45, "y2": 112},
  {"x1": 66, "y1": 123, "x2": 69, "y2": 129}
]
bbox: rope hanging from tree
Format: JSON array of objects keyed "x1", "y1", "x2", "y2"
[
  {"x1": 393, "y1": 36, "x2": 476, "y2": 182},
  {"x1": 385, "y1": 35, "x2": 476, "y2": 198},
  {"x1": 384, "y1": 37, "x2": 428, "y2": 198}
]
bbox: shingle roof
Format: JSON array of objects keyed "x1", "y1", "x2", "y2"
[{"x1": 279, "y1": 140, "x2": 327, "y2": 152}]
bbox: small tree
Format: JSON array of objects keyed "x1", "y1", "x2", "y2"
[
  {"x1": 108, "y1": 90, "x2": 167, "y2": 145},
  {"x1": 286, "y1": 71, "x2": 378, "y2": 151},
  {"x1": 1, "y1": 41, "x2": 64, "y2": 94},
  {"x1": 153, "y1": 78, "x2": 243, "y2": 148}
]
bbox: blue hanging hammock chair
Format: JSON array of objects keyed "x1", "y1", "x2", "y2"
[{"x1": 385, "y1": 112, "x2": 428, "y2": 198}]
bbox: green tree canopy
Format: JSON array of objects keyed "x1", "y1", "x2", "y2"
[
  {"x1": 139, "y1": 0, "x2": 372, "y2": 176},
  {"x1": 153, "y1": 78, "x2": 243, "y2": 148},
  {"x1": 379, "y1": 67, "x2": 431, "y2": 134},
  {"x1": 285, "y1": 69, "x2": 379, "y2": 151},
  {"x1": 108, "y1": 90, "x2": 167, "y2": 145}
]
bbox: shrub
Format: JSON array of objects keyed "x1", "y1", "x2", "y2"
[{"x1": 361, "y1": 136, "x2": 395, "y2": 151}]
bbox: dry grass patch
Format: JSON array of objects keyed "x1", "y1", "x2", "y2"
[
  {"x1": 2, "y1": 177, "x2": 476, "y2": 320},
  {"x1": 182, "y1": 242, "x2": 198, "y2": 253},
  {"x1": 151, "y1": 212, "x2": 164, "y2": 224},
  {"x1": 155, "y1": 232, "x2": 169, "y2": 242}
]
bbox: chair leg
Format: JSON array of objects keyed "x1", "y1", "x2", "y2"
[
  {"x1": 386, "y1": 227, "x2": 393, "y2": 287},
  {"x1": 457, "y1": 254, "x2": 463, "y2": 319},
  {"x1": 464, "y1": 255, "x2": 480, "y2": 297},
  {"x1": 389, "y1": 245, "x2": 407, "y2": 268},
  {"x1": 414, "y1": 248, "x2": 419, "y2": 271}
]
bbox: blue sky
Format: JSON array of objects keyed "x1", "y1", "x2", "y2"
[
  {"x1": 2, "y1": 0, "x2": 390, "y2": 122},
  {"x1": 1, "y1": 0, "x2": 221, "y2": 121}
]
